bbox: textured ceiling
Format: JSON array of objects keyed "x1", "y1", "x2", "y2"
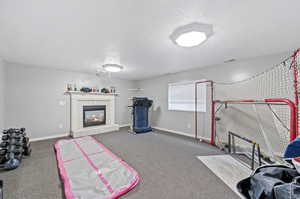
[{"x1": 0, "y1": 0, "x2": 300, "y2": 80}]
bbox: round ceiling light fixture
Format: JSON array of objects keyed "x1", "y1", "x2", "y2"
[
  {"x1": 170, "y1": 22, "x2": 213, "y2": 48},
  {"x1": 102, "y1": 64, "x2": 123, "y2": 72}
]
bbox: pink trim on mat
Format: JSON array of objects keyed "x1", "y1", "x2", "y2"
[
  {"x1": 54, "y1": 141, "x2": 76, "y2": 199},
  {"x1": 73, "y1": 139, "x2": 114, "y2": 194},
  {"x1": 89, "y1": 136, "x2": 140, "y2": 199},
  {"x1": 54, "y1": 136, "x2": 140, "y2": 199}
]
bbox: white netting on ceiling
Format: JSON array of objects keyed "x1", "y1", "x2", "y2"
[{"x1": 214, "y1": 56, "x2": 295, "y2": 101}]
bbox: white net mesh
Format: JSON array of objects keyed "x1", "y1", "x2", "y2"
[
  {"x1": 214, "y1": 57, "x2": 294, "y2": 100},
  {"x1": 196, "y1": 49, "x2": 300, "y2": 159}
]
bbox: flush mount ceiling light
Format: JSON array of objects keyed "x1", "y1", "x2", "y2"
[
  {"x1": 102, "y1": 64, "x2": 123, "y2": 72},
  {"x1": 170, "y1": 22, "x2": 213, "y2": 48}
]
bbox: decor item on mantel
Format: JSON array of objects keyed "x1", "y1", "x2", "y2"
[
  {"x1": 101, "y1": 88, "x2": 110, "y2": 93},
  {"x1": 80, "y1": 87, "x2": 92, "y2": 93},
  {"x1": 65, "y1": 91, "x2": 119, "y2": 138},
  {"x1": 110, "y1": 86, "x2": 116, "y2": 93},
  {"x1": 74, "y1": 84, "x2": 77, "y2": 91},
  {"x1": 67, "y1": 84, "x2": 73, "y2": 91}
]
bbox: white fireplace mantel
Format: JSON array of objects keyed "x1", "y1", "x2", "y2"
[{"x1": 65, "y1": 92, "x2": 119, "y2": 137}]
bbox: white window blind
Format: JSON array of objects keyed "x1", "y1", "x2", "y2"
[{"x1": 168, "y1": 80, "x2": 206, "y2": 112}]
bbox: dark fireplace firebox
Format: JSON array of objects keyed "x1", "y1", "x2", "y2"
[{"x1": 83, "y1": 105, "x2": 106, "y2": 127}]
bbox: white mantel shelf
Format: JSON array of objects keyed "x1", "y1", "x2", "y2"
[{"x1": 64, "y1": 91, "x2": 118, "y2": 96}]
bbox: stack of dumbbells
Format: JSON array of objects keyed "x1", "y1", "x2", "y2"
[{"x1": 0, "y1": 128, "x2": 31, "y2": 170}]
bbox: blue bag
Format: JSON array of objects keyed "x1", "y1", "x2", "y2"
[{"x1": 284, "y1": 137, "x2": 300, "y2": 159}]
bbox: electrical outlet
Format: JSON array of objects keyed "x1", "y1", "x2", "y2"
[
  {"x1": 59, "y1": 124, "x2": 63, "y2": 129},
  {"x1": 59, "y1": 100, "x2": 65, "y2": 106},
  {"x1": 187, "y1": 123, "x2": 191, "y2": 129}
]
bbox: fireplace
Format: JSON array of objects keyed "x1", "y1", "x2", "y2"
[{"x1": 83, "y1": 105, "x2": 106, "y2": 127}]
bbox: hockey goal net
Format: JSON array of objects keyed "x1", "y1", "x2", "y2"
[{"x1": 195, "y1": 49, "x2": 300, "y2": 160}]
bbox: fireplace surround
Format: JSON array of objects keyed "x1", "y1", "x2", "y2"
[{"x1": 66, "y1": 92, "x2": 119, "y2": 137}]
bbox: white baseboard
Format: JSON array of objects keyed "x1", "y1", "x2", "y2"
[
  {"x1": 30, "y1": 133, "x2": 69, "y2": 142},
  {"x1": 30, "y1": 124, "x2": 129, "y2": 142},
  {"x1": 153, "y1": 126, "x2": 212, "y2": 143},
  {"x1": 153, "y1": 126, "x2": 194, "y2": 138},
  {"x1": 119, "y1": 123, "x2": 130, "y2": 128}
]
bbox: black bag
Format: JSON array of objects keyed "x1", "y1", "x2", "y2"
[
  {"x1": 0, "y1": 180, "x2": 3, "y2": 199},
  {"x1": 237, "y1": 165, "x2": 300, "y2": 199}
]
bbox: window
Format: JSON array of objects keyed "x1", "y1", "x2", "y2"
[{"x1": 168, "y1": 80, "x2": 206, "y2": 112}]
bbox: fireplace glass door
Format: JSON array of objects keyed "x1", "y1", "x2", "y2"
[{"x1": 83, "y1": 105, "x2": 106, "y2": 127}]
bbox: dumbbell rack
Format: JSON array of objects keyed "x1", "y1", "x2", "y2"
[{"x1": 0, "y1": 128, "x2": 31, "y2": 170}]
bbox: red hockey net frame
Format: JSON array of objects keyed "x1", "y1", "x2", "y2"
[{"x1": 195, "y1": 49, "x2": 300, "y2": 154}]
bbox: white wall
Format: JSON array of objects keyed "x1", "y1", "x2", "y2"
[
  {"x1": 0, "y1": 59, "x2": 5, "y2": 131},
  {"x1": 136, "y1": 51, "x2": 290, "y2": 141},
  {"x1": 5, "y1": 63, "x2": 135, "y2": 140}
]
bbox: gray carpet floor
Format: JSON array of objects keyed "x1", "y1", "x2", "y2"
[{"x1": 0, "y1": 129, "x2": 240, "y2": 199}]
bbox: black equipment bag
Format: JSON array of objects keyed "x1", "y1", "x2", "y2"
[
  {"x1": 0, "y1": 180, "x2": 3, "y2": 199},
  {"x1": 237, "y1": 165, "x2": 300, "y2": 199}
]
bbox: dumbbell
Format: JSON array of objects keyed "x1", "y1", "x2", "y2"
[
  {"x1": 0, "y1": 142, "x2": 8, "y2": 148},
  {"x1": 0, "y1": 149, "x2": 6, "y2": 156},
  {"x1": 2, "y1": 138, "x2": 24, "y2": 147},
  {"x1": 5, "y1": 129, "x2": 15, "y2": 134},
  {"x1": 23, "y1": 137, "x2": 30, "y2": 145},
  {"x1": 5, "y1": 146, "x2": 23, "y2": 160},
  {"x1": 9, "y1": 146, "x2": 23, "y2": 155},
  {"x1": 15, "y1": 128, "x2": 26, "y2": 134},
  {"x1": 23, "y1": 143, "x2": 31, "y2": 156},
  {"x1": 12, "y1": 136, "x2": 22, "y2": 141},
  {"x1": 2, "y1": 130, "x2": 13, "y2": 136},
  {"x1": 7, "y1": 132, "x2": 25, "y2": 139},
  {"x1": 2, "y1": 134, "x2": 23, "y2": 141},
  {"x1": 0, "y1": 149, "x2": 7, "y2": 164},
  {"x1": 9, "y1": 138, "x2": 23, "y2": 146},
  {"x1": 1, "y1": 139, "x2": 23, "y2": 147},
  {"x1": 21, "y1": 136, "x2": 31, "y2": 156},
  {"x1": 3, "y1": 128, "x2": 24, "y2": 135},
  {"x1": 7, "y1": 143, "x2": 22, "y2": 151},
  {"x1": 1, "y1": 135, "x2": 9, "y2": 141},
  {"x1": 14, "y1": 130, "x2": 25, "y2": 136},
  {"x1": 10, "y1": 135, "x2": 24, "y2": 142},
  {"x1": 3, "y1": 128, "x2": 27, "y2": 139},
  {"x1": 4, "y1": 136, "x2": 26, "y2": 146},
  {"x1": 1, "y1": 140, "x2": 24, "y2": 152},
  {"x1": 22, "y1": 137, "x2": 29, "y2": 145}
]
